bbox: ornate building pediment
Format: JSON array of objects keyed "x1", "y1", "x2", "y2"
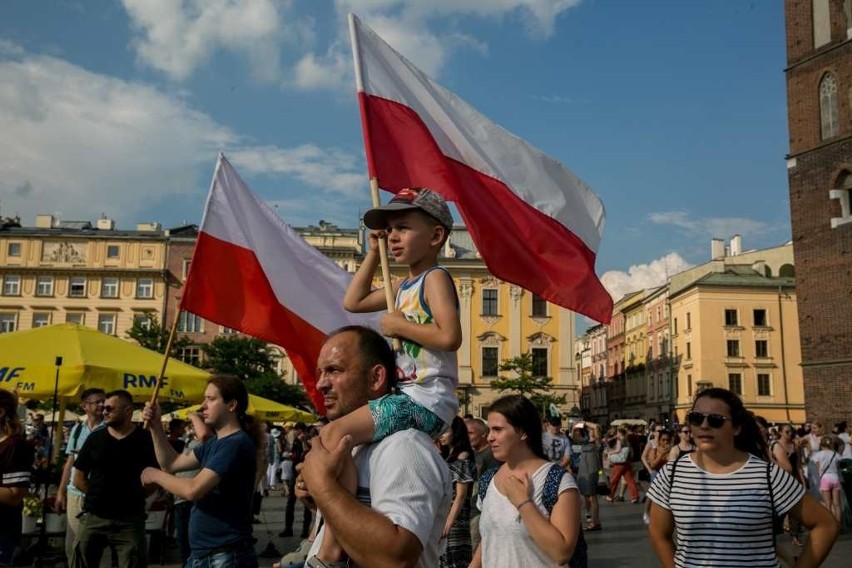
[
  {"x1": 527, "y1": 331, "x2": 556, "y2": 346},
  {"x1": 477, "y1": 331, "x2": 506, "y2": 345}
]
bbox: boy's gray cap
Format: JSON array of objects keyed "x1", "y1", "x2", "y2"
[{"x1": 363, "y1": 187, "x2": 453, "y2": 231}]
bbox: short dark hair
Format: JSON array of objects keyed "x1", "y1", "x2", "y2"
[
  {"x1": 694, "y1": 388, "x2": 767, "y2": 459},
  {"x1": 105, "y1": 389, "x2": 134, "y2": 406},
  {"x1": 80, "y1": 388, "x2": 105, "y2": 401},
  {"x1": 328, "y1": 325, "x2": 396, "y2": 389},
  {"x1": 488, "y1": 395, "x2": 546, "y2": 460}
]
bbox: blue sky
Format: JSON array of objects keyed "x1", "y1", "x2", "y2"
[{"x1": 0, "y1": 1, "x2": 791, "y2": 304}]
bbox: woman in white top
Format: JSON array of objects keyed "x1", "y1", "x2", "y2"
[
  {"x1": 812, "y1": 435, "x2": 843, "y2": 523},
  {"x1": 647, "y1": 388, "x2": 838, "y2": 568},
  {"x1": 471, "y1": 395, "x2": 582, "y2": 568}
]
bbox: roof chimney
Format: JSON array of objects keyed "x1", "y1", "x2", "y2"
[
  {"x1": 96, "y1": 216, "x2": 115, "y2": 231},
  {"x1": 730, "y1": 234, "x2": 742, "y2": 256},
  {"x1": 711, "y1": 238, "x2": 725, "y2": 260},
  {"x1": 35, "y1": 214, "x2": 55, "y2": 228},
  {"x1": 136, "y1": 222, "x2": 162, "y2": 232}
]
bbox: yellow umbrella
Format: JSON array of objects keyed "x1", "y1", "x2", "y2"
[
  {"x1": 0, "y1": 323, "x2": 210, "y2": 404},
  {"x1": 174, "y1": 394, "x2": 314, "y2": 423}
]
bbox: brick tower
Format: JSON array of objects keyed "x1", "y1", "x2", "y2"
[{"x1": 785, "y1": 0, "x2": 852, "y2": 425}]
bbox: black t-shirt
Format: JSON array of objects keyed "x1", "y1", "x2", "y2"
[
  {"x1": 74, "y1": 426, "x2": 157, "y2": 520},
  {"x1": 0, "y1": 434, "x2": 34, "y2": 540}
]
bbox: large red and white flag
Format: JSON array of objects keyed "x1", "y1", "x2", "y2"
[
  {"x1": 349, "y1": 14, "x2": 613, "y2": 323},
  {"x1": 181, "y1": 154, "x2": 379, "y2": 413}
]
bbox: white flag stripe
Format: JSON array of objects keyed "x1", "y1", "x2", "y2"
[
  {"x1": 351, "y1": 14, "x2": 605, "y2": 253},
  {"x1": 200, "y1": 155, "x2": 378, "y2": 333}
]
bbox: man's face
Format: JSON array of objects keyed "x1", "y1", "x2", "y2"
[
  {"x1": 466, "y1": 421, "x2": 484, "y2": 449},
  {"x1": 82, "y1": 393, "x2": 106, "y2": 420},
  {"x1": 316, "y1": 332, "x2": 372, "y2": 421},
  {"x1": 199, "y1": 384, "x2": 234, "y2": 429},
  {"x1": 102, "y1": 395, "x2": 132, "y2": 428}
]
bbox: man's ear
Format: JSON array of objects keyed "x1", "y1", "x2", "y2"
[{"x1": 368, "y1": 363, "x2": 390, "y2": 396}]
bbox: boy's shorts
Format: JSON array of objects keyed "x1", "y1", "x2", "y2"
[{"x1": 368, "y1": 393, "x2": 446, "y2": 442}]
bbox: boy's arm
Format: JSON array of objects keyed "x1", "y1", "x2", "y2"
[
  {"x1": 344, "y1": 235, "x2": 396, "y2": 312},
  {"x1": 381, "y1": 269, "x2": 461, "y2": 351}
]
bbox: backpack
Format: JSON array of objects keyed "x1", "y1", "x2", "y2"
[{"x1": 479, "y1": 465, "x2": 588, "y2": 568}]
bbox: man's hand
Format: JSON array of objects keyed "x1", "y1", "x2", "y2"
[
  {"x1": 140, "y1": 467, "x2": 162, "y2": 487},
  {"x1": 142, "y1": 402, "x2": 162, "y2": 430},
  {"x1": 301, "y1": 434, "x2": 353, "y2": 496},
  {"x1": 54, "y1": 490, "x2": 66, "y2": 513},
  {"x1": 380, "y1": 311, "x2": 407, "y2": 338}
]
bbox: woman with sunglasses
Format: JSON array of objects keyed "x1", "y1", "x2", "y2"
[
  {"x1": 668, "y1": 426, "x2": 695, "y2": 463},
  {"x1": 647, "y1": 388, "x2": 838, "y2": 568}
]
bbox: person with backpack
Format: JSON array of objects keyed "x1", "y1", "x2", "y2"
[
  {"x1": 647, "y1": 388, "x2": 838, "y2": 568},
  {"x1": 471, "y1": 395, "x2": 586, "y2": 568}
]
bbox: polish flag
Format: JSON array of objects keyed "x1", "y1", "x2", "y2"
[
  {"x1": 349, "y1": 14, "x2": 613, "y2": 323},
  {"x1": 181, "y1": 154, "x2": 379, "y2": 413}
]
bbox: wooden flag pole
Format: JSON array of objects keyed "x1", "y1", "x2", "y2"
[
  {"x1": 144, "y1": 312, "x2": 182, "y2": 427},
  {"x1": 370, "y1": 177, "x2": 401, "y2": 351}
]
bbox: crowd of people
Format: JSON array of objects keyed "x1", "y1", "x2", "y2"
[{"x1": 0, "y1": 188, "x2": 848, "y2": 568}]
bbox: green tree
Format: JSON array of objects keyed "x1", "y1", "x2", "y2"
[
  {"x1": 125, "y1": 314, "x2": 192, "y2": 357},
  {"x1": 202, "y1": 335, "x2": 311, "y2": 409},
  {"x1": 202, "y1": 335, "x2": 278, "y2": 381},
  {"x1": 490, "y1": 352, "x2": 567, "y2": 416}
]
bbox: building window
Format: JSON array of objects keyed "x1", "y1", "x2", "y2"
[
  {"x1": 814, "y1": 0, "x2": 831, "y2": 48},
  {"x1": 728, "y1": 373, "x2": 743, "y2": 395},
  {"x1": 482, "y1": 347, "x2": 499, "y2": 377},
  {"x1": 531, "y1": 348, "x2": 548, "y2": 377},
  {"x1": 724, "y1": 309, "x2": 738, "y2": 326},
  {"x1": 135, "y1": 278, "x2": 154, "y2": 299},
  {"x1": 757, "y1": 373, "x2": 771, "y2": 396},
  {"x1": 65, "y1": 312, "x2": 85, "y2": 325},
  {"x1": 101, "y1": 277, "x2": 119, "y2": 298},
  {"x1": 106, "y1": 245, "x2": 120, "y2": 259},
  {"x1": 182, "y1": 259, "x2": 192, "y2": 280},
  {"x1": 687, "y1": 373, "x2": 692, "y2": 397},
  {"x1": 35, "y1": 276, "x2": 54, "y2": 297},
  {"x1": 673, "y1": 318, "x2": 678, "y2": 334},
  {"x1": 482, "y1": 289, "x2": 498, "y2": 316},
  {"x1": 820, "y1": 73, "x2": 839, "y2": 139},
  {"x1": 753, "y1": 309, "x2": 767, "y2": 327},
  {"x1": 755, "y1": 340, "x2": 768, "y2": 358},
  {"x1": 220, "y1": 326, "x2": 238, "y2": 335},
  {"x1": 178, "y1": 312, "x2": 204, "y2": 333},
  {"x1": 726, "y1": 340, "x2": 740, "y2": 357},
  {"x1": 7, "y1": 243, "x2": 21, "y2": 257},
  {"x1": 66, "y1": 276, "x2": 85, "y2": 298},
  {"x1": 32, "y1": 313, "x2": 51, "y2": 328},
  {"x1": 0, "y1": 313, "x2": 16, "y2": 333},
  {"x1": 686, "y1": 342, "x2": 691, "y2": 360},
  {"x1": 686, "y1": 312, "x2": 691, "y2": 330},
  {"x1": 97, "y1": 314, "x2": 116, "y2": 335},
  {"x1": 177, "y1": 346, "x2": 202, "y2": 367},
  {"x1": 531, "y1": 294, "x2": 548, "y2": 318},
  {"x1": 2, "y1": 275, "x2": 21, "y2": 296}
]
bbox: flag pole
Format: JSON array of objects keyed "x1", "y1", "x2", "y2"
[
  {"x1": 144, "y1": 312, "x2": 181, "y2": 427},
  {"x1": 351, "y1": 14, "x2": 399, "y2": 349}
]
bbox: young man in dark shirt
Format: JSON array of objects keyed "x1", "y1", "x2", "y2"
[{"x1": 72, "y1": 389, "x2": 157, "y2": 568}]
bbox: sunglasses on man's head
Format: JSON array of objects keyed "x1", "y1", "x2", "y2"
[{"x1": 687, "y1": 412, "x2": 731, "y2": 429}]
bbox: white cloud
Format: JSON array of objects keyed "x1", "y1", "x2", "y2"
[
  {"x1": 121, "y1": 0, "x2": 301, "y2": 82},
  {"x1": 0, "y1": 52, "x2": 367, "y2": 225},
  {"x1": 648, "y1": 210, "x2": 773, "y2": 239},
  {"x1": 120, "y1": 0, "x2": 581, "y2": 88},
  {"x1": 600, "y1": 252, "x2": 692, "y2": 303},
  {"x1": 229, "y1": 145, "x2": 366, "y2": 197}
]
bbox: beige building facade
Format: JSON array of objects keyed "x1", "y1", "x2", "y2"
[{"x1": 0, "y1": 215, "x2": 167, "y2": 338}]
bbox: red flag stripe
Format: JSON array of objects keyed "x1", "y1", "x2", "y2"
[
  {"x1": 359, "y1": 93, "x2": 613, "y2": 323},
  {"x1": 182, "y1": 231, "x2": 328, "y2": 412}
]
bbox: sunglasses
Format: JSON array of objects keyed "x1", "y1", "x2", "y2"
[
  {"x1": 103, "y1": 405, "x2": 126, "y2": 414},
  {"x1": 687, "y1": 412, "x2": 731, "y2": 428},
  {"x1": 680, "y1": 429, "x2": 690, "y2": 434}
]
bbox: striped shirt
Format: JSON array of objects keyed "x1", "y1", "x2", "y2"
[{"x1": 647, "y1": 453, "x2": 804, "y2": 568}]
